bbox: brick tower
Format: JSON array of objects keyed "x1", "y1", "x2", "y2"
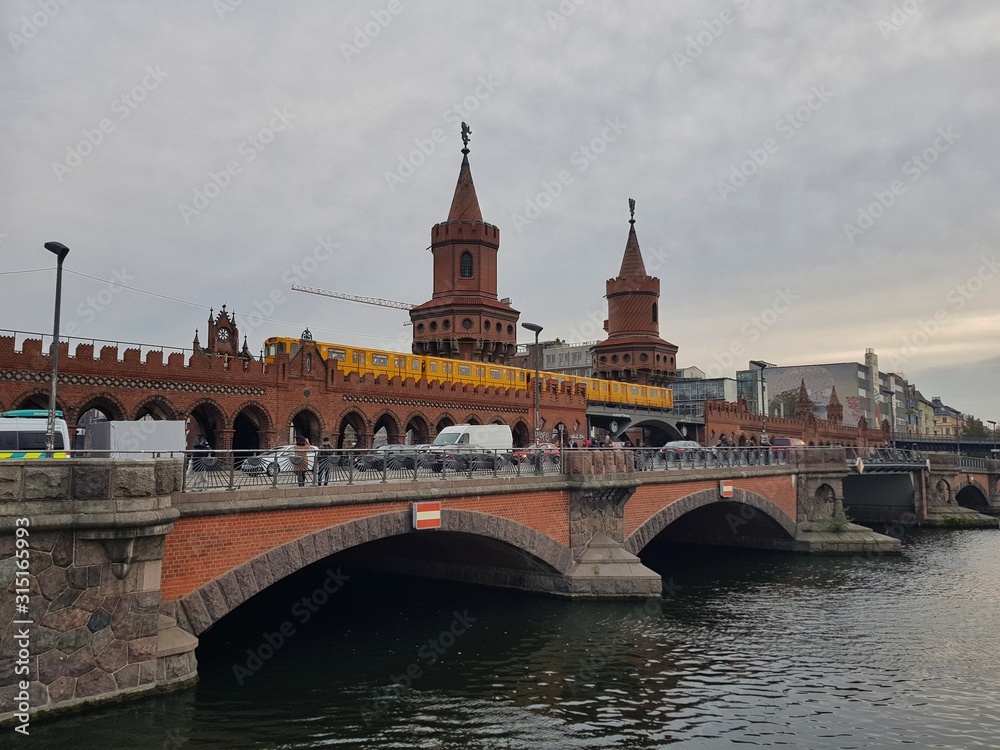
[
  {"x1": 409, "y1": 124, "x2": 520, "y2": 363},
  {"x1": 592, "y1": 200, "x2": 678, "y2": 385}
]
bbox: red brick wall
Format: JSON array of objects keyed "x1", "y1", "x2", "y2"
[
  {"x1": 160, "y1": 490, "x2": 570, "y2": 601},
  {"x1": 625, "y1": 475, "x2": 798, "y2": 537}
]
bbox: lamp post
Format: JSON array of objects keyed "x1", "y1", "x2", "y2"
[
  {"x1": 44, "y1": 241, "x2": 70, "y2": 456},
  {"x1": 749, "y1": 360, "x2": 769, "y2": 444},
  {"x1": 521, "y1": 322, "x2": 543, "y2": 444},
  {"x1": 988, "y1": 420, "x2": 997, "y2": 461}
]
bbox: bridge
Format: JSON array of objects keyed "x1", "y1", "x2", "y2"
[{"x1": 2, "y1": 448, "x2": 997, "y2": 723}]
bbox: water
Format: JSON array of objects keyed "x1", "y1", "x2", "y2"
[{"x1": 29, "y1": 529, "x2": 1000, "y2": 749}]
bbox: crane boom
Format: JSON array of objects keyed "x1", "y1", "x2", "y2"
[{"x1": 291, "y1": 284, "x2": 415, "y2": 311}]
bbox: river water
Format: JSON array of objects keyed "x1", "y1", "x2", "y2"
[{"x1": 29, "y1": 528, "x2": 1000, "y2": 749}]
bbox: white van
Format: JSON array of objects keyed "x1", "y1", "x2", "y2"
[
  {"x1": 0, "y1": 410, "x2": 72, "y2": 458},
  {"x1": 432, "y1": 424, "x2": 513, "y2": 452}
]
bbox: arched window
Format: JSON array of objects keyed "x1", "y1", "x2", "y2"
[
  {"x1": 460, "y1": 252, "x2": 473, "y2": 278},
  {"x1": 652, "y1": 302, "x2": 658, "y2": 324}
]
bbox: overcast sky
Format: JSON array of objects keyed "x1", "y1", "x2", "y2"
[{"x1": 2, "y1": 1, "x2": 998, "y2": 423}]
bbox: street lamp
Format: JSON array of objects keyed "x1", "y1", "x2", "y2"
[
  {"x1": 44, "y1": 241, "x2": 70, "y2": 456},
  {"x1": 521, "y1": 322, "x2": 543, "y2": 444},
  {"x1": 988, "y1": 420, "x2": 997, "y2": 460},
  {"x1": 749, "y1": 360, "x2": 769, "y2": 444}
]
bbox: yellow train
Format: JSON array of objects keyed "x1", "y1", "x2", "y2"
[{"x1": 262, "y1": 336, "x2": 673, "y2": 411}]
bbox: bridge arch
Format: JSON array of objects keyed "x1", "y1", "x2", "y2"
[
  {"x1": 625, "y1": 488, "x2": 796, "y2": 555},
  {"x1": 402, "y1": 412, "x2": 430, "y2": 445},
  {"x1": 288, "y1": 405, "x2": 323, "y2": 444},
  {"x1": 232, "y1": 401, "x2": 272, "y2": 452},
  {"x1": 512, "y1": 420, "x2": 530, "y2": 448},
  {"x1": 77, "y1": 392, "x2": 129, "y2": 423},
  {"x1": 176, "y1": 509, "x2": 571, "y2": 636},
  {"x1": 186, "y1": 399, "x2": 228, "y2": 448},
  {"x1": 133, "y1": 395, "x2": 177, "y2": 421},
  {"x1": 955, "y1": 480, "x2": 990, "y2": 511},
  {"x1": 335, "y1": 409, "x2": 366, "y2": 448},
  {"x1": 10, "y1": 388, "x2": 69, "y2": 418}
]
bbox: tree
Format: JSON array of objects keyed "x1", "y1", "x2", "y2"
[{"x1": 961, "y1": 415, "x2": 987, "y2": 438}]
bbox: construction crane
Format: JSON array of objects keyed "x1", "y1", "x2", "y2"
[{"x1": 291, "y1": 284, "x2": 415, "y2": 311}]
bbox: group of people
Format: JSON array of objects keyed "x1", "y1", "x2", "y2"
[{"x1": 292, "y1": 435, "x2": 337, "y2": 486}]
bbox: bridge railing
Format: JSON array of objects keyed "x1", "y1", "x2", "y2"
[{"x1": 844, "y1": 447, "x2": 927, "y2": 468}]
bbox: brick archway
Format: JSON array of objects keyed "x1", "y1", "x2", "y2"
[
  {"x1": 625, "y1": 488, "x2": 797, "y2": 554},
  {"x1": 133, "y1": 395, "x2": 178, "y2": 421},
  {"x1": 955, "y1": 480, "x2": 990, "y2": 511},
  {"x1": 176, "y1": 509, "x2": 572, "y2": 636}
]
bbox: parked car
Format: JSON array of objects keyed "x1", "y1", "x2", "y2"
[
  {"x1": 513, "y1": 442, "x2": 560, "y2": 463},
  {"x1": 659, "y1": 440, "x2": 702, "y2": 458},
  {"x1": 240, "y1": 444, "x2": 318, "y2": 477},
  {"x1": 354, "y1": 444, "x2": 432, "y2": 471}
]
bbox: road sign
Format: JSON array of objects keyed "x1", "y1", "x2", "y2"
[
  {"x1": 719, "y1": 479, "x2": 734, "y2": 498},
  {"x1": 412, "y1": 501, "x2": 442, "y2": 530}
]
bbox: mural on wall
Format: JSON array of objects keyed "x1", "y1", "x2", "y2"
[{"x1": 764, "y1": 364, "x2": 867, "y2": 427}]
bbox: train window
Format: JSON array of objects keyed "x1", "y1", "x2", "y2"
[
  {"x1": 412, "y1": 359, "x2": 421, "y2": 371},
  {"x1": 631, "y1": 387, "x2": 639, "y2": 395},
  {"x1": 443, "y1": 363, "x2": 452, "y2": 374},
  {"x1": 475, "y1": 366, "x2": 484, "y2": 378},
  {"x1": 372, "y1": 354, "x2": 389, "y2": 367},
  {"x1": 277, "y1": 342, "x2": 286, "y2": 354},
  {"x1": 394, "y1": 357, "x2": 401, "y2": 368},
  {"x1": 329, "y1": 349, "x2": 346, "y2": 361},
  {"x1": 267, "y1": 344, "x2": 277, "y2": 357},
  {"x1": 458, "y1": 365, "x2": 472, "y2": 376},
  {"x1": 518, "y1": 372, "x2": 525, "y2": 382},
  {"x1": 358, "y1": 352, "x2": 366, "y2": 365},
  {"x1": 490, "y1": 369, "x2": 502, "y2": 379},
  {"x1": 430, "y1": 362, "x2": 438, "y2": 373},
  {"x1": 352, "y1": 351, "x2": 358, "y2": 363}
]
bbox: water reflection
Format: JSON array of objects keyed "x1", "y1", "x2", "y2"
[{"x1": 29, "y1": 529, "x2": 999, "y2": 749}]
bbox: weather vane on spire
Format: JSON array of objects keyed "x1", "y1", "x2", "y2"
[
  {"x1": 461, "y1": 122, "x2": 471, "y2": 152},
  {"x1": 628, "y1": 197, "x2": 636, "y2": 224}
]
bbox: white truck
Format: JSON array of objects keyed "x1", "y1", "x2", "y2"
[
  {"x1": 85, "y1": 420, "x2": 187, "y2": 459},
  {"x1": 429, "y1": 424, "x2": 513, "y2": 470}
]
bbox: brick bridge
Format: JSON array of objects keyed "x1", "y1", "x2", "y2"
[{"x1": 2, "y1": 449, "x2": 997, "y2": 722}]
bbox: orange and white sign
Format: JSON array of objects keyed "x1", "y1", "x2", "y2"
[
  {"x1": 719, "y1": 479, "x2": 734, "y2": 498},
  {"x1": 412, "y1": 501, "x2": 442, "y2": 530}
]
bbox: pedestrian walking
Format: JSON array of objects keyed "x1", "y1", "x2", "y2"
[
  {"x1": 293, "y1": 436, "x2": 312, "y2": 487},
  {"x1": 317, "y1": 436, "x2": 334, "y2": 486},
  {"x1": 190, "y1": 435, "x2": 211, "y2": 490}
]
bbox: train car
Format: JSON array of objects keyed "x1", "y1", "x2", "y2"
[{"x1": 262, "y1": 335, "x2": 671, "y2": 411}]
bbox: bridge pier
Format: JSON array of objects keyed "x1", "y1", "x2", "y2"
[{"x1": 0, "y1": 459, "x2": 195, "y2": 724}]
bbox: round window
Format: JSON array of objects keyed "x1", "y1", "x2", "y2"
[
  {"x1": 639, "y1": 353, "x2": 648, "y2": 362},
  {"x1": 484, "y1": 320, "x2": 491, "y2": 331},
  {"x1": 611, "y1": 355, "x2": 618, "y2": 363},
  {"x1": 462, "y1": 318, "x2": 473, "y2": 330},
  {"x1": 623, "y1": 354, "x2": 631, "y2": 363},
  {"x1": 506, "y1": 325, "x2": 513, "y2": 335},
  {"x1": 443, "y1": 320, "x2": 450, "y2": 330},
  {"x1": 430, "y1": 321, "x2": 438, "y2": 332},
  {"x1": 417, "y1": 323, "x2": 425, "y2": 333}
]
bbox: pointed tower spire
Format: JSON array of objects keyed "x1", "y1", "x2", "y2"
[
  {"x1": 794, "y1": 379, "x2": 814, "y2": 419},
  {"x1": 593, "y1": 198, "x2": 678, "y2": 386},
  {"x1": 409, "y1": 123, "x2": 520, "y2": 364},
  {"x1": 618, "y1": 198, "x2": 648, "y2": 277},
  {"x1": 447, "y1": 122, "x2": 483, "y2": 222},
  {"x1": 826, "y1": 385, "x2": 844, "y2": 425}
]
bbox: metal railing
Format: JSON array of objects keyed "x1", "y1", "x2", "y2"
[{"x1": 845, "y1": 447, "x2": 926, "y2": 467}]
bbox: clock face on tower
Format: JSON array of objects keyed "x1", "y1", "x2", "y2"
[{"x1": 217, "y1": 328, "x2": 230, "y2": 342}]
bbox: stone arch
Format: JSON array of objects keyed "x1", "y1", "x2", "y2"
[
  {"x1": 402, "y1": 412, "x2": 430, "y2": 445},
  {"x1": 176, "y1": 509, "x2": 572, "y2": 636},
  {"x1": 512, "y1": 420, "x2": 530, "y2": 448},
  {"x1": 132, "y1": 395, "x2": 177, "y2": 421},
  {"x1": 76, "y1": 392, "x2": 129, "y2": 423},
  {"x1": 336, "y1": 409, "x2": 366, "y2": 449},
  {"x1": 465, "y1": 414, "x2": 482, "y2": 425},
  {"x1": 288, "y1": 405, "x2": 323, "y2": 444},
  {"x1": 232, "y1": 401, "x2": 272, "y2": 453},
  {"x1": 625, "y1": 488, "x2": 797, "y2": 555},
  {"x1": 11, "y1": 388, "x2": 67, "y2": 416},
  {"x1": 434, "y1": 414, "x2": 456, "y2": 437},
  {"x1": 371, "y1": 410, "x2": 401, "y2": 446},
  {"x1": 955, "y1": 480, "x2": 990, "y2": 511},
  {"x1": 933, "y1": 478, "x2": 953, "y2": 505},
  {"x1": 185, "y1": 398, "x2": 229, "y2": 449},
  {"x1": 489, "y1": 415, "x2": 506, "y2": 426}
]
